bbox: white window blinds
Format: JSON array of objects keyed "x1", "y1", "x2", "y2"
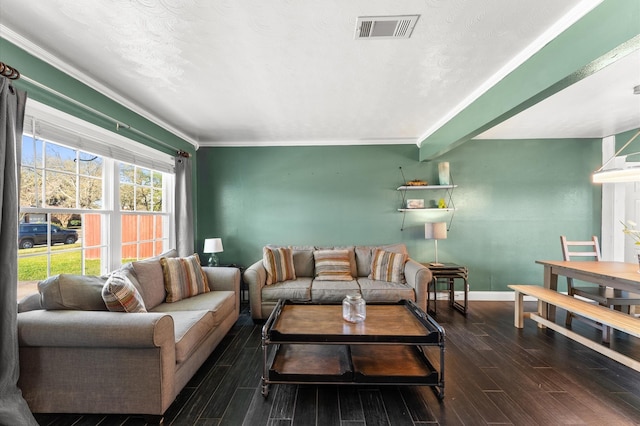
[{"x1": 24, "y1": 100, "x2": 175, "y2": 173}]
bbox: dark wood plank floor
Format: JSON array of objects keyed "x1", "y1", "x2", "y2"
[{"x1": 33, "y1": 301, "x2": 640, "y2": 426}]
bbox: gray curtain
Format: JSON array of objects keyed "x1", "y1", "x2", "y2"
[
  {"x1": 175, "y1": 153, "x2": 194, "y2": 257},
  {"x1": 0, "y1": 78, "x2": 37, "y2": 424}
]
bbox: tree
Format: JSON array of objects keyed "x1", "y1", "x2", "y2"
[
  {"x1": 20, "y1": 141, "x2": 103, "y2": 215},
  {"x1": 20, "y1": 139, "x2": 164, "y2": 222}
]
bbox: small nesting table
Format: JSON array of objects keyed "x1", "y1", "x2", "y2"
[{"x1": 423, "y1": 263, "x2": 469, "y2": 315}]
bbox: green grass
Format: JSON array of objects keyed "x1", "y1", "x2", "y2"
[{"x1": 18, "y1": 244, "x2": 135, "y2": 280}]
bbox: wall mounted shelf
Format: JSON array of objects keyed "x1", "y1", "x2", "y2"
[
  {"x1": 397, "y1": 184, "x2": 457, "y2": 230},
  {"x1": 396, "y1": 185, "x2": 457, "y2": 191},
  {"x1": 398, "y1": 208, "x2": 455, "y2": 212}
]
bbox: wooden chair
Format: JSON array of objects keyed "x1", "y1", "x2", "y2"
[{"x1": 561, "y1": 235, "x2": 640, "y2": 342}]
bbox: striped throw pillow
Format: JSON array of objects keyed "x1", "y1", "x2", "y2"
[
  {"x1": 102, "y1": 271, "x2": 147, "y2": 313},
  {"x1": 369, "y1": 249, "x2": 408, "y2": 283},
  {"x1": 313, "y1": 249, "x2": 353, "y2": 281},
  {"x1": 161, "y1": 254, "x2": 210, "y2": 303},
  {"x1": 263, "y1": 246, "x2": 296, "y2": 285}
]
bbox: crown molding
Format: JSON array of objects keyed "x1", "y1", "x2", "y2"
[
  {"x1": 198, "y1": 138, "x2": 417, "y2": 148},
  {"x1": 0, "y1": 25, "x2": 199, "y2": 149}
]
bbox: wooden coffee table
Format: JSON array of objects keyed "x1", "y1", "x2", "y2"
[{"x1": 261, "y1": 299, "x2": 445, "y2": 399}]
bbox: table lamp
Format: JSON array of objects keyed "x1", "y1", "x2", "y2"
[
  {"x1": 203, "y1": 238, "x2": 224, "y2": 267},
  {"x1": 425, "y1": 222, "x2": 447, "y2": 266}
]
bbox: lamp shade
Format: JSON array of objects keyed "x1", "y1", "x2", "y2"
[
  {"x1": 425, "y1": 222, "x2": 447, "y2": 240},
  {"x1": 203, "y1": 238, "x2": 224, "y2": 253}
]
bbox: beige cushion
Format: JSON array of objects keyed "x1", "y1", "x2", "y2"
[
  {"x1": 132, "y1": 260, "x2": 166, "y2": 309},
  {"x1": 101, "y1": 272, "x2": 147, "y2": 313},
  {"x1": 313, "y1": 249, "x2": 353, "y2": 281},
  {"x1": 129, "y1": 249, "x2": 178, "y2": 309},
  {"x1": 38, "y1": 274, "x2": 108, "y2": 311},
  {"x1": 265, "y1": 245, "x2": 315, "y2": 277},
  {"x1": 316, "y1": 246, "x2": 357, "y2": 277},
  {"x1": 263, "y1": 246, "x2": 296, "y2": 285},
  {"x1": 355, "y1": 246, "x2": 373, "y2": 277},
  {"x1": 115, "y1": 264, "x2": 147, "y2": 300},
  {"x1": 18, "y1": 293, "x2": 42, "y2": 312},
  {"x1": 369, "y1": 248, "x2": 408, "y2": 283},
  {"x1": 292, "y1": 246, "x2": 316, "y2": 277},
  {"x1": 162, "y1": 310, "x2": 213, "y2": 364},
  {"x1": 356, "y1": 244, "x2": 407, "y2": 277},
  {"x1": 261, "y1": 278, "x2": 312, "y2": 302},
  {"x1": 161, "y1": 254, "x2": 210, "y2": 303},
  {"x1": 310, "y1": 279, "x2": 360, "y2": 303},
  {"x1": 152, "y1": 290, "x2": 236, "y2": 327},
  {"x1": 357, "y1": 277, "x2": 415, "y2": 303}
]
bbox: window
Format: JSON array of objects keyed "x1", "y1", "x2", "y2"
[
  {"x1": 17, "y1": 101, "x2": 175, "y2": 301},
  {"x1": 119, "y1": 163, "x2": 171, "y2": 262}
]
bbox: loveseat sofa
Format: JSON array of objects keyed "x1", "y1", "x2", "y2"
[
  {"x1": 244, "y1": 243, "x2": 432, "y2": 321},
  {"x1": 17, "y1": 249, "x2": 240, "y2": 423}
]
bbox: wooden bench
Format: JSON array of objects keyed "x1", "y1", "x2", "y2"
[{"x1": 508, "y1": 284, "x2": 640, "y2": 372}]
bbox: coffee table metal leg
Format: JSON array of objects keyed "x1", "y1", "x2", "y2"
[
  {"x1": 261, "y1": 300, "x2": 284, "y2": 398},
  {"x1": 261, "y1": 344, "x2": 268, "y2": 397},
  {"x1": 260, "y1": 340, "x2": 270, "y2": 397},
  {"x1": 436, "y1": 336, "x2": 445, "y2": 400},
  {"x1": 261, "y1": 320, "x2": 270, "y2": 397},
  {"x1": 428, "y1": 277, "x2": 437, "y2": 315}
]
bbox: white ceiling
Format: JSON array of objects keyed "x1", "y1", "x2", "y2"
[
  {"x1": 476, "y1": 48, "x2": 640, "y2": 140},
  {"x1": 0, "y1": 0, "x2": 637, "y2": 149}
]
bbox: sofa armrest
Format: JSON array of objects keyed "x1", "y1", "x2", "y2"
[
  {"x1": 17, "y1": 310, "x2": 177, "y2": 416},
  {"x1": 243, "y1": 260, "x2": 267, "y2": 319},
  {"x1": 18, "y1": 310, "x2": 174, "y2": 349},
  {"x1": 203, "y1": 266, "x2": 240, "y2": 293},
  {"x1": 404, "y1": 259, "x2": 432, "y2": 312}
]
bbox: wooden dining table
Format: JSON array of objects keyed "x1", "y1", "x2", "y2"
[{"x1": 535, "y1": 260, "x2": 640, "y2": 321}]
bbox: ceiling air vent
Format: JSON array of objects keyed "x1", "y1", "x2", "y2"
[{"x1": 355, "y1": 15, "x2": 419, "y2": 39}]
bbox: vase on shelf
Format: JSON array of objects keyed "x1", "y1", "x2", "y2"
[
  {"x1": 635, "y1": 246, "x2": 640, "y2": 273},
  {"x1": 438, "y1": 162, "x2": 450, "y2": 185}
]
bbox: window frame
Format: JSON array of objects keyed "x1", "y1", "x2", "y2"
[{"x1": 19, "y1": 100, "x2": 176, "y2": 276}]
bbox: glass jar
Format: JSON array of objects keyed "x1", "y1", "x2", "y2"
[{"x1": 342, "y1": 293, "x2": 366, "y2": 323}]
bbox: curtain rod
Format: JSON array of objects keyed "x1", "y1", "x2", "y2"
[
  {"x1": 19, "y1": 73, "x2": 189, "y2": 157},
  {"x1": 0, "y1": 60, "x2": 21, "y2": 80}
]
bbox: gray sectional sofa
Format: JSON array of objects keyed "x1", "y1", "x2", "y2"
[
  {"x1": 16, "y1": 250, "x2": 240, "y2": 423},
  {"x1": 244, "y1": 243, "x2": 432, "y2": 321}
]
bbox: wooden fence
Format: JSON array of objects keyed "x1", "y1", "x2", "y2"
[{"x1": 84, "y1": 214, "x2": 163, "y2": 259}]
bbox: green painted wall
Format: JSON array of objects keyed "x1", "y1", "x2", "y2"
[{"x1": 197, "y1": 139, "x2": 601, "y2": 292}]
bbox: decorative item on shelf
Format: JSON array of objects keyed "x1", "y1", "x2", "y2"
[
  {"x1": 406, "y1": 199, "x2": 424, "y2": 209},
  {"x1": 437, "y1": 198, "x2": 447, "y2": 209},
  {"x1": 203, "y1": 238, "x2": 224, "y2": 267},
  {"x1": 438, "y1": 162, "x2": 450, "y2": 185},
  {"x1": 425, "y1": 222, "x2": 447, "y2": 266},
  {"x1": 342, "y1": 293, "x2": 366, "y2": 323},
  {"x1": 406, "y1": 179, "x2": 427, "y2": 186}
]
